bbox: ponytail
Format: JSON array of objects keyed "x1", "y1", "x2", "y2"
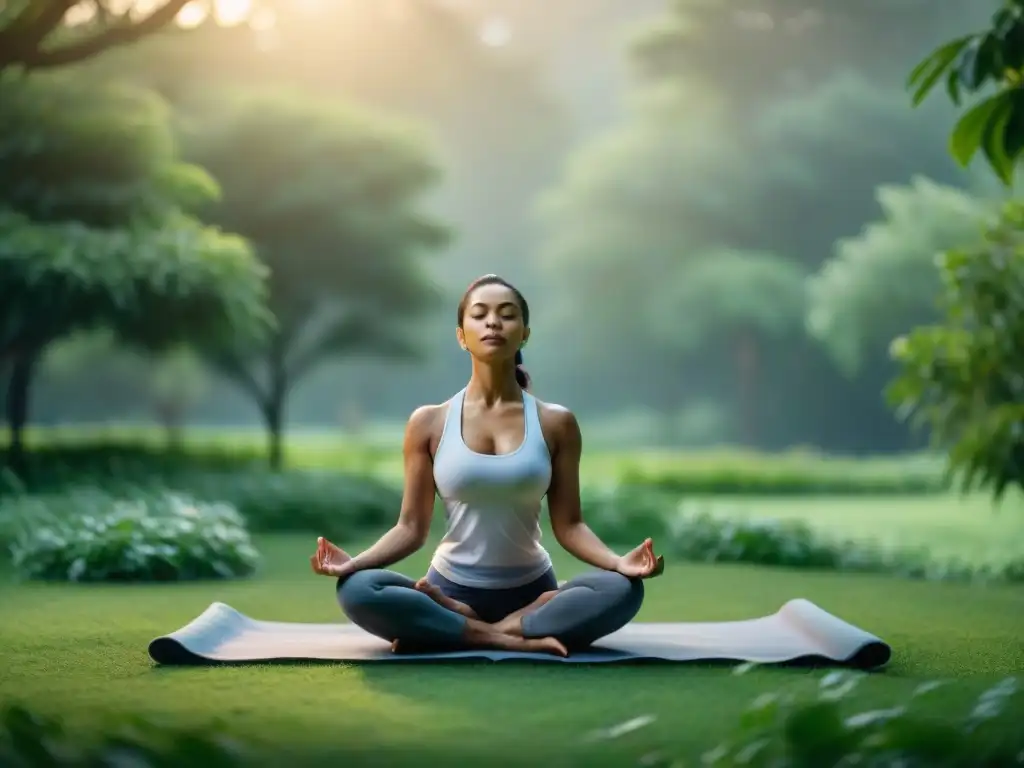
[{"x1": 514, "y1": 349, "x2": 531, "y2": 391}]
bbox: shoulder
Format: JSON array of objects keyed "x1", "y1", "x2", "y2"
[
  {"x1": 404, "y1": 402, "x2": 448, "y2": 448},
  {"x1": 534, "y1": 398, "x2": 582, "y2": 450}
]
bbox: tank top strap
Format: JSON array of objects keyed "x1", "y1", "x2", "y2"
[
  {"x1": 436, "y1": 387, "x2": 466, "y2": 458},
  {"x1": 522, "y1": 390, "x2": 544, "y2": 448}
]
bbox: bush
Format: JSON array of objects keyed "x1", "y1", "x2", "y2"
[
  {"x1": 5, "y1": 489, "x2": 260, "y2": 582},
  {"x1": 617, "y1": 454, "x2": 947, "y2": 496},
  {"x1": 696, "y1": 671, "x2": 1022, "y2": 767},
  {"x1": 0, "y1": 703, "x2": 250, "y2": 767},
  {"x1": 580, "y1": 486, "x2": 1024, "y2": 584},
  {"x1": 0, "y1": 444, "x2": 403, "y2": 540}
]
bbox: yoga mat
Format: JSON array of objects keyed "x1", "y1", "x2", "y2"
[{"x1": 148, "y1": 598, "x2": 891, "y2": 670}]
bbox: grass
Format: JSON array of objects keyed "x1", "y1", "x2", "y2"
[
  {"x1": 1, "y1": 529, "x2": 1022, "y2": 766},
  {"x1": 696, "y1": 491, "x2": 1024, "y2": 567}
]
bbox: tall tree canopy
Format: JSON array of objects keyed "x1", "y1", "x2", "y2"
[
  {"x1": 180, "y1": 88, "x2": 450, "y2": 468},
  {"x1": 807, "y1": 177, "x2": 998, "y2": 376},
  {"x1": 0, "y1": 72, "x2": 269, "y2": 470}
]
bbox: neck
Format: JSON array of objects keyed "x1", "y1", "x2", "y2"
[{"x1": 466, "y1": 358, "x2": 521, "y2": 405}]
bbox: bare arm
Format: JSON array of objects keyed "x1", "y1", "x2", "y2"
[
  {"x1": 545, "y1": 407, "x2": 623, "y2": 572},
  {"x1": 338, "y1": 406, "x2": 438, "y2": 576}
]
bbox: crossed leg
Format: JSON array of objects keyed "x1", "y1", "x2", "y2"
[
  {"x1": 337, "y1": 570, "x2": 568, "y2": 656},
  {"x1": 414, "y1": 570, "x2": 644, "y2": 652}
]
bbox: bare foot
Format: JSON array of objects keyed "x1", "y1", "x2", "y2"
[
  {"x1": 520, "y1": 636, "x2": 569, "y2": 657},
  {"x1": 392, "y1": 631, "x2": 567, "y2": 657},
  {"x1": 493, "y1": 589, "x2": 560, "y2": 636},
  {"x1": 413, "y1": 578, "x2": 479, "y2": 619}
]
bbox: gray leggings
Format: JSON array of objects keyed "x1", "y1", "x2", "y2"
[{"x1": 337, "y1": 566, "x2": 644, "y2": 651}]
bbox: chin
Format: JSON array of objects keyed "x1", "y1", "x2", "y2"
[{"x1": 471, "y1": 345, "x2": 514, "y2": 363}]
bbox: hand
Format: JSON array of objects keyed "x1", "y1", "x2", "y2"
[
  {"x1": 615, "y1": 538, "x2": 663, "y2": 579},
  {"x1": 310, "y1": 536, "x2": 353, "y2": 577}
]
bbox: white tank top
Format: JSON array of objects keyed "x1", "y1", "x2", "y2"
[{"x1": 429, "y1": 387, "x2": 553, "y2": 588}]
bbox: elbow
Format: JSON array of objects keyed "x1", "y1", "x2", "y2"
[
  {"x1": 551, "y1": 518, "x2": 581, "y2": 548},
  {"x1": 399, "y1": 518, "x2": 430, "y2": 550}
]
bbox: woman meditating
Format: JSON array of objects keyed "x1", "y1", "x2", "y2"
[{"x1": 310, "y1": 274, "x2": 661, "y2": 657}]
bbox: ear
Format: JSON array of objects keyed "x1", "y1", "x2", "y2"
[
  {"x1": 456, "y1": 326, "x2": 468, "y2": 351},
  {"x1": 522, "y1": 327, "x2": 531, "y2": 346}
]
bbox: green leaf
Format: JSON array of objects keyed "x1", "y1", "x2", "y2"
[
  {"x1": 979, "y1": 92, "x2": 1016, "y2": 184},
  {"x1": 946, "y1": 67, "x2": 962, "y2": 106},
  {"x1": 1002, "y1": 89, "x2": 1024, "y2": 164},
  {"x1": 908, "y1": 34, "x2": 975, "y2": 105},
  {"x1": 949, "y1": 92, "x2": 1013, "y2": 167}
]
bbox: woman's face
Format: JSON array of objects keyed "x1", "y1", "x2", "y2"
[{"x1": 458, "y1": 283, "x2": 529, "y2": 362}]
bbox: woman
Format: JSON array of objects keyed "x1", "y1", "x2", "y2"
[{"x1": 310, "y1": 274, "x2": 661, "y2": 657}]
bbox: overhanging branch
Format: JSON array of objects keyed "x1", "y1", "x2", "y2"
[{"x1": 1, "y1": 0, "x2": 193, "y2": 71}]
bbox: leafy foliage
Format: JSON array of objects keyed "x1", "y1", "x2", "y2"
[
  {"x1": 579, "y1": 486, "x2": 1023, "y2": 583},
  {"x1": 693, "y1": 672, "x2": 1024, "y2": 768},
  {"x1": 888, "y1": 199, "x2": 1024, "y2": 501},
  {"x1": 0, "y1": 70, "x2": 271, "y2": 470},
  {"x1": 807, "y1": 177, "x2": 997, "y2": 376},
  {"x1": 0, "y1": 443, "x2": 403, "y2": 544},
  {"x1": 908, "y1": 0, "x2": 1024, "y2": 185},
  {"x1": 179, "y1": 88, "x2": 450, "y2": 468},
  {"x1": 651, "y1": 249, "x2": 807, "y2": 353},
  {"x1": 0, "y1": 702, "x2": 249, "y2": 767},
  {"x1": 4, "y1": 489, "x2": 260, "y2": 582}
]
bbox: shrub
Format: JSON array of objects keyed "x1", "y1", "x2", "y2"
[
  {"x1": 617, "y1": 456, "x2": 947, "y2": 496},
  {"x1": 0, "y1": 443, "x2": 403, "y2": 540},
  {"x1": 697, "y1": 671, "x2": 1023, "y2": 767},
  {"x1": 579, "y1": 486, "x2": 1023, "y2": 584},
  {"x1": 0, "y1": 703, "x2": 249, "y2": 767},
  {"x1": 165, "y1": 468, "x2": 401, "y2": 536},
  {"x1": 5, "y1": 489, "x2": 260, "y2": 582}
]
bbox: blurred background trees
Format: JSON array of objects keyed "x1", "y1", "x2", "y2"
[{"x1": 0, "y1": 0, "x2": 1020, "y2": 485}]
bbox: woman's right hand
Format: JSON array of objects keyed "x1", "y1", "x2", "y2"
[{"x1": 310, "y1": 536, "x2": 353, "y2": 577}]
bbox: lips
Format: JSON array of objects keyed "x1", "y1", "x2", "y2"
[{"x1": 481, "y1": 335, "x2": 506, "y2": 344}]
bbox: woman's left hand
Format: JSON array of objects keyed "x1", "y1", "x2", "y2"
[{"x1": 615, "y1": 538, "x2": 664, "y2": 579}]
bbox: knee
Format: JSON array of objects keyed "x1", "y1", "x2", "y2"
[
  {"x1": 336, "y1": 569, "x2": 387, "y2": 613},
  {"x1": 596, "y1": 571, "x2": 645, "y2": 616}
]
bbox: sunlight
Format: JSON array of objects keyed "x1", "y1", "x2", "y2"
[
  {"x1": 479, "y1": 16, "x2": 511, "y2": 48},
  {"x1": 176, "y1": 1, "x2": 208, "y2": 28},
  {"x1": 214, "y1": 0, "x2": 251, "y2": 26}
]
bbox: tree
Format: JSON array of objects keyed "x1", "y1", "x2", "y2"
[
  {"x1": 0, "y1": 72, "x2": 270, "y2": 472},
  {"x1": 0, "y1": 0, "x2": 198, "y2": 71},
  {"x1": 807, "y1": 176, "x2": 998, "y2": 377},
  {"x1": 628, "y1": 0, "x2": 986, "y2": 119},
  {"x1": 907, "y1": 0, "x2": 1024, "y2": 186},
  {"x1": 42, "y1": 332, "x2": 210, "y2": 445},
  {"x1": 888, "y1": 199, "x2": 1024, "y2": 501},
  {"x1": 647, "y1": 250, "x2": 807, "y2": 444},
  {"x1": 180, "y1": 89, "x2": 450, "y2": 469}
]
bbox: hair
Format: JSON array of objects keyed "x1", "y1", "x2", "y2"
[{"x1": 457, "y1": 274, "x2": 532, "y2": 390}]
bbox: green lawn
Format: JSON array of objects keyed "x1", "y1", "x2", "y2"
[
  {"x1": 697, "y1": 491, "x2": 1024, "y2": 566},
  {"x1": 2, "y1": 532, "x2": 1022, "y2": 766}
]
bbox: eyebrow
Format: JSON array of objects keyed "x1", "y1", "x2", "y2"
[{"x1": 470, "y1": 301, "x2": 518, "y2": 310}]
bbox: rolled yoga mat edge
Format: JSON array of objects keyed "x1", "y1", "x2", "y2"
[{"x1": 148, "y1": 598, "x2": 891, "y2": 670}]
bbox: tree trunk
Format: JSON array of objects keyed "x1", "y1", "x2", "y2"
[
  {"x1": 735, "y1": 330, "x2": 759, "y2": 447},
  {"x1": 4, "y1": 349, "x2": 40, "y2": 478},
  {"x1": 262, "y1": 354, "x2": 289, "y2": 471}
]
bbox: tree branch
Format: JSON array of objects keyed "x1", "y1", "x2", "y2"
[
  {"x1": 1, "y1": 0, "x2": 193, "y2": 71},
  {"x1": 203, "y1": 348, "x2": 269, "y2": 407}
]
